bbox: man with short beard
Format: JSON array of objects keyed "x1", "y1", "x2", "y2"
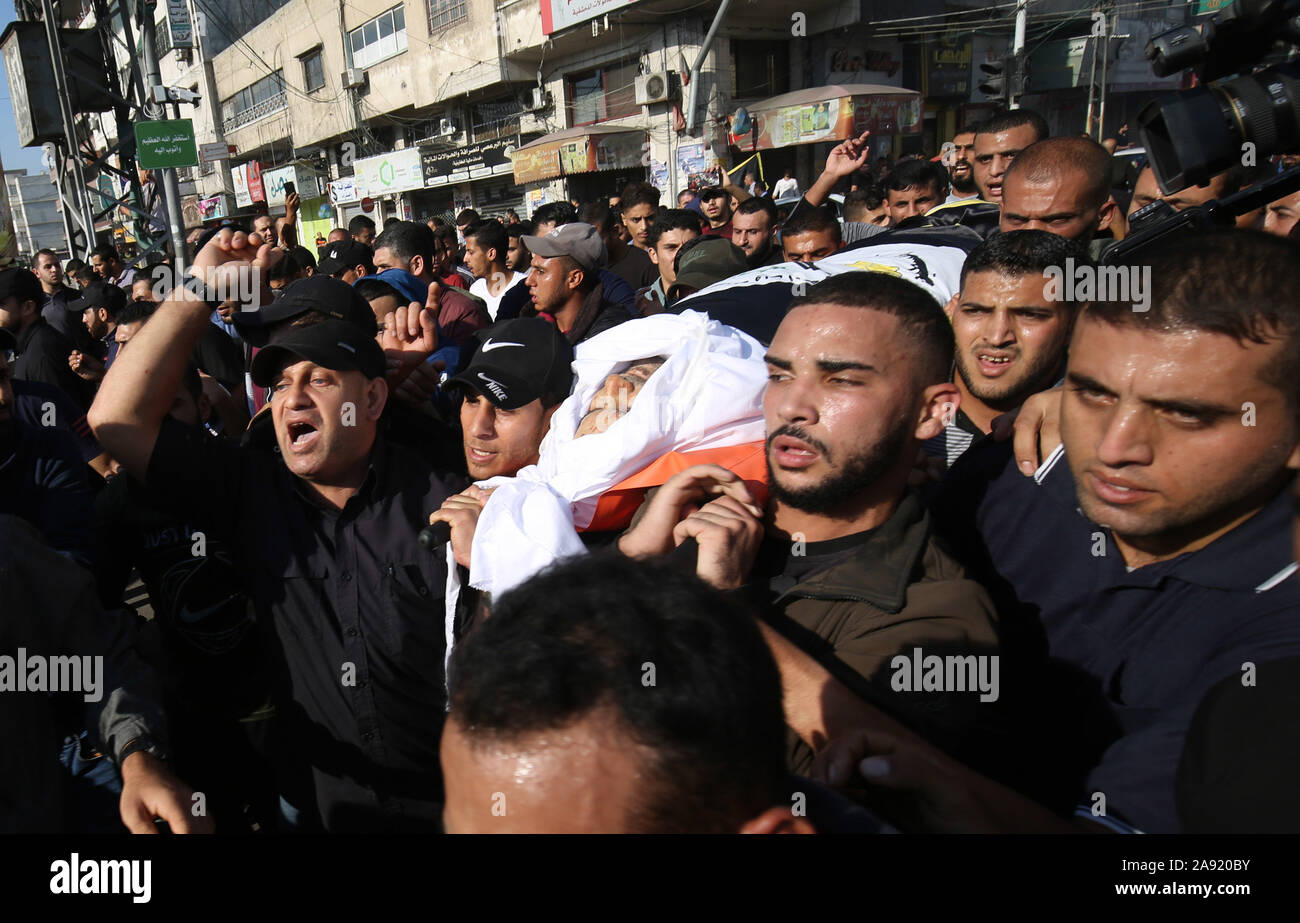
[
  {"x1": 619, "y1": 272, "x2": 1001, "y2": 775},
  {"x1": 945, "y1": 130, "x2": 979, "y2": 203},
  {"x1": 925, "y1": 230, "x2": 1088, "y2": 467}
]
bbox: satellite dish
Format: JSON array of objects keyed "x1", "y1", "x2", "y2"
[{"x1": 732, "y1": 107, "x2": 751, "y2": 135}]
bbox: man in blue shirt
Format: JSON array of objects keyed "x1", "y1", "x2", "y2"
[{"x1": 813, "y1": 229, "x2": 1300, "y2": 833}]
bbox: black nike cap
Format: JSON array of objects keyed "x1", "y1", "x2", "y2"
[{"x1": 444, "y1": 318, "x2": 574, "y2": 410}]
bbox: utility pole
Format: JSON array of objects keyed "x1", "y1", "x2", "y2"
[
  {"x1": 39, "y1": 0, "x2": 98, "y2": 257},
  {"x1": 135, "y1": 1, "x2": 188, "y2": 273},
  {"x1": 1010, "y1": 0, "x2": 1028, "y2": 110},
  {"x1": 193, "y1": 0, "x2": 235, "y2": 205}
]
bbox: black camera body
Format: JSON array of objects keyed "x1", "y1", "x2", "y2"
[{"x1": 1138, "y1": 0, "x2": 1300, "y2": 192}]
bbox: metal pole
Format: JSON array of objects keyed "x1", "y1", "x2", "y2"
[
  {"x1": 1098, "y1": 10, "x2": 1111, "y2": 139},
  {"x1": 39, "y1": 0, "x2": 99, "y2": 256},
  {"x1": 136, "y1": 3, "x2": 188, "y2": 274},
  {"x1": 685, "y1": 0, "x2": 733, "y2": 133},
  {"x1": 1010, "y1": 0, "x2": 1027, "y2": 110}
]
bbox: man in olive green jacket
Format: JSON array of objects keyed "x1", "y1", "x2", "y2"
[{"x1": 620, "y1": 271, "x2": 1003, "y2": 776}]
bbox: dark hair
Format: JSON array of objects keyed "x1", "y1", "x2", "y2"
[
  {"x1": 842, "y1": 188, "x2": 885, "y2": 221},
  {"x1": 64, "y1": 258, "x2": 86, "y2": 273},
  {"x1": 1004, "y1": 136, "x2": 1111, "y2": 211},
  {"x1": 353, "y1": 278, "x2": 401, "y2": 303},
  {"x1": 382, "y1": 216, "x2": 401, "y2": 230},
  {"x1": 427, "y1": 215, "x2": 451, "y2": 231},
  {"x1": 1082, "y1": 229, "x2": 1300, "y2": 414},
  {"x1": 447, "y1": 551, "x2": 788, "y2": 833},
  {"x1": 506, "y1": 222, "x2": 528, "y2": 241},
  {"x1": 35, "y1": 248, "x2": 60, "y2": 265},
  {"x1": 91, "y1": 244, "x2": 120, "y2": 263},
  {"x1": 533, "y1": 201, "x2": 578, "y2": 228},
  {"x1": 289, "y1": 245, "x2": 317, "y2": 270},
  {"x1": 735, "y1": 196, "x2": 778, "y2": 226},
  {"x1": 115, "y1": 299, "x2": 156, "y2": 327},
  {"x1": 577, "y1": 202, "x2": 614, "y2": 235},
  {"x1": 268, "y1": 251, "x2": 301, "y2": 282},
  {"x1": 373, "y1": 220, "x2": 435, "y2": 268},
  {"x1": 646, "y1": 209, "x2": 704, "y2": 248},
  {"x1": 619, "y1": 182, "x2": 661, "y2": 211},
  {"x1": 884, "y1": 158, "x2": 949, "y2": 197},
  {"x1": 348, "y1": 214, "x2": 376, "y2": 236},
  {"x1": 789, "y1": 271, "x2": 955, "y2": 386},
  {"x1": 455, "y1": 208, "x2": 481, "y2": 226},
  {"x1": 73, "y1": 268, "x2": 97, "y2": 286},
  {"x1": 974, "y1": 108, "x2": 1050, "y2": 143},
  {"x1": 781, "y1": 204, "x2": 841, "y2": 244},
  {"x1": 961, "y1": 230, "x2": 1092, "y2": 303},
  {"x1": 464, "y1": 219, "x2": 508, "y2": 263}
]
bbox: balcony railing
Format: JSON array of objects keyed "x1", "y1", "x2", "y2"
[{"x1": 222, "y1": 93, "x2": 288, "y2": 133}]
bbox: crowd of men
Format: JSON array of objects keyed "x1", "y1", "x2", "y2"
[{"x1": 3, "y1": 106, "x2": 1300, "y2": 835}]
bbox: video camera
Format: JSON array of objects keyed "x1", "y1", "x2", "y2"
[
  {"x1": 1137, "y1": 0, "x2": 1300, "y2": 192},
  {"x1": 1104, "y1": 0, "x2": 1300, "y2": 264}
]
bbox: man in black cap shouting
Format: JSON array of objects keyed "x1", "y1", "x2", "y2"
[
  {"x1": 89, "y1": 229, "x2": 459, "y2": 832},
  {"x1": 521, "y1": 222, "x2": 631, "y2": 345},
  {"x1": 0, "y1": 267, "x2": 93, "y2": 410}
]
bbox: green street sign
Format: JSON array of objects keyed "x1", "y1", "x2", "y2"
[{"x1": 135, "y1": 119, "x2": 198, "y2": 169}]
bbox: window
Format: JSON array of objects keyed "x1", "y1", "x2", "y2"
[
  {"x1": 730, "y1": 40, "x2": 790, "y2": 98},
  {"x1": 221, "y1": 70, "x2": 287, "y2": 131},
  {"x1": 347, "y1": 5, "x2": 407, "y2": 69},
  {"x1": 566, "y1": 60, "x2": 639, "y2": 127},
  {"x1": 428, "y1": 0, "x2": 467, "y2": 31},
  {"x1": 470, "y1": 97, "x2": 522, "y2": 143},
  {"x1": 301, "y1": 48, "x2": 325, "y2": 92}
]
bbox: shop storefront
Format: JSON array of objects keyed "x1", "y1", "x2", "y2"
[
  {"x1": 511, "y1": 126, "x2": 648, "y2": 213},
  {"x1": 413, "y1": 135, "x2": 538, "y2": 220},
  {"x1": 730, "y1": 84, "x2": 923, "y2": 166}
]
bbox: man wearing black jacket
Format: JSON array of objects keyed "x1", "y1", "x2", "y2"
[
  {"x1": 0, "y1": 268, "x2": 93, "y2": 410},
  {"x1": 521, "y1": 223, "x2": 630, "y2": 345}
]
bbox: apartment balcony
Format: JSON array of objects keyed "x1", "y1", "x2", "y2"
[{"x1": 222, "y1": 93, "x2": 288, "y2": 134}]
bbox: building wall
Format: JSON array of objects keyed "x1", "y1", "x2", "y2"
[{"x1": 6, "y1": 172, "x2": 67, "y2": 257}]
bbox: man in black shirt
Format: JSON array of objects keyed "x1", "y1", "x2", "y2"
[
  {"x1": 90, "y1": 230, "x2": 458, "y2": 832},
  {"x1": 0, "y1": 268, "x2": 93, "y2": 410}
]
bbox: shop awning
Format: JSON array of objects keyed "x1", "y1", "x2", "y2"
[
  {"x1": 732, "y1": 84, "x2": 923, "y2": 152},
  {"x1": 511, "y1": 125, "x2": 647, "y2": 185}
]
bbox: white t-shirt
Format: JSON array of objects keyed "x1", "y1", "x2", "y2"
[
  {"x1": 773, "y1": 177, "x2": 800, "y2": 199},
  {"x1": 470, "y1": 271, "x2": 522, "y2": 321}
]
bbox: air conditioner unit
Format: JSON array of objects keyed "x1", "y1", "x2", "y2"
[
  {"x1": 342, "y1": 68, "x2": 365, "y2": 89},
  {"x1": 524, "y1": 87, "x2": 551, "y2": 111},
  {"x1": 438, "y1": 117, "x2": 458, "y2": 137},
  {"x1": 635, "y1": 72, "x2": 671, "y2": 106}
]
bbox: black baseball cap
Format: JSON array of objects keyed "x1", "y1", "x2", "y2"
[
  {"x1": 699, "y1": 186, "x2": 728, "y2": 201},
  {"x1": 317, "y1": 239, "x2": 374, "y2": 277},
  {"x1": 250, "y1": 318, "x2": 386, "y2": 388},
  {"x1": 233, "y1": 274, "x2": 378, "y2": 347},
  {"x1": 444, "y1": 318, "x2": 574, "y2": 410},
  {"x1": 67, "y1": 280, "x2": 128, "y2": 317},
  {"x1": 0, "y1": 268, "x2": 42, "y2": 303}
]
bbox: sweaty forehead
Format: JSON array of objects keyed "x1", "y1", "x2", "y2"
[
  {"x1": 975, "y1": 125, "x2": 1037, "y2": 154},
  {"x1": 773, "y1": 302, "x2": 903, "y2": 355}
]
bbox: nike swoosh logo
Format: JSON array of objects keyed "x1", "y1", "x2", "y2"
[{"x1": 481, "y1": 339, "x2": 525, "y2": 352}]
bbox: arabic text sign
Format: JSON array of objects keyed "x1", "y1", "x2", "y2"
[
  {"x1": 512, "y1": 144, "x2": 563, "y2": 184},
  {"x1": 167, "y1": 0, "x2": 193, "y2": 49},
  {"x1": 135, "y1": 119, "x2": 198, "y2": 169},
  {"x1": 263, "y1": 165, "x2": 314, "y2": 207},
  {"x1": 541, "y1": 0, "x2": 636, "y2": 36},
  {"x1": 329, "y1": 177, "x2": 360, "y2": 204},
  {"x1": 356, "y1": 148, "x2": 424, "y2": 196},
  {"x1": 420, "y1": 137, "x2": 518, "y2": 188}
]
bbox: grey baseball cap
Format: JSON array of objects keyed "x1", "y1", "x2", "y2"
[{"x1": 520, "y1": 222, "x2": 607, "y2": 272}]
